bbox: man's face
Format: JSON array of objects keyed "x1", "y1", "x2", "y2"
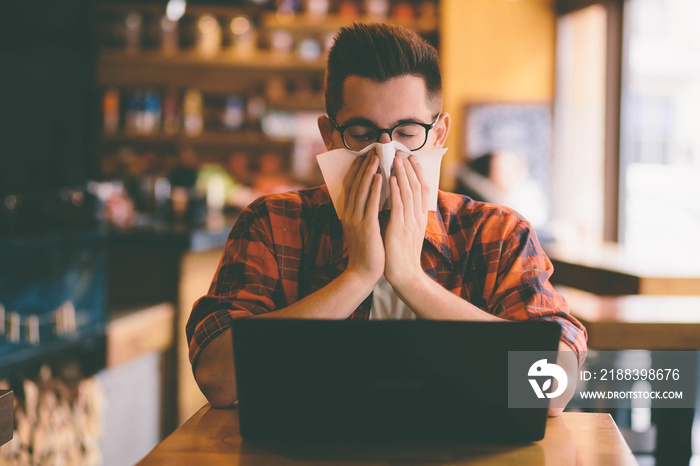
[{"x1": 319, "y1": 75, "x2": 450, "y2": 152}]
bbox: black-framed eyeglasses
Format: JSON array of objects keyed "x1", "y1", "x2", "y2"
[{"x1": 329, "y1": 113, "x2": 441, "y2": 152}]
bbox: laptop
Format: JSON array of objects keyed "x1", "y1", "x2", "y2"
[{"x1": 231, "y1": 319, "x2": 561, "y2": 443}]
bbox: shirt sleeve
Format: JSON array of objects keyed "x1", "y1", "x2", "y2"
[
  {"x1": 484, "y1": 215, "x2": 588, "y2": 366},
  {"x1": 185, "y1": 198, "x2": 281, "y2": 370}
]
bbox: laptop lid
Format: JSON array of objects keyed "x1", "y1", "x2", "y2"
[{"x1": 232, "y1": 319, "x2": 561, "y2": 443}]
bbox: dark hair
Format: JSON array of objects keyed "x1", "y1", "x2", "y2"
[{"x1": 324, "y1": 22, "x2": 442, "y2": 118}]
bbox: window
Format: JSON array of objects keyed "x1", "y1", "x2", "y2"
[
  {"x1": 620, "y1": 0, "x2": 700, "y2": 251},
  {"x1": 552, "y1": 4, "x2": 608, "y2": 246},
  {"x1": 553, "y1": 0, "x2": 700, "y2": 253}
]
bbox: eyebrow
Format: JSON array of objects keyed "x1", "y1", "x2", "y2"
[{"x1": 338, "y1": 116, "x2": 432, "y2": 127}]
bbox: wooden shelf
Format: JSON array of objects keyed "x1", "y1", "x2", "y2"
[
  {"x1": 100, "y1": 49, "x2": 325, "y2": 72},
  {"x1": 100, "y1": 131, "x2": 294, "y2": 151},
  {"x1": 98, "y1": 49, "x2": 325, "y2": 92},
  {"x1": 261, "y1": 12, "x2": 438, "y2": 35},
  {"x1": 267, "y1": 94, "x2": 325, "y2": 112},
  {"x1": 98, "y1": 2, "x2": 260, "y2": 18}
]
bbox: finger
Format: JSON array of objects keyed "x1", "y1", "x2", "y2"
[
  {"x1": 342, "y1": 155, "x2": 365, "y2": 212},
  {"x1": 366, "y1": 173, "x2": 382, "y2": 220},
  {"x1": 404, "y1": 155, "x2": 426, "y2": 216},
  {"x1": 346, "y1": 154, "x2": 373, "y2": 215},
  {"x1": 389, "y1": 175, "x2": 403, "y2": 224},
  {"x1": 393, "y1": 154, "x2": 414, "y2": 215},
  {"x1": 410, "y1": 156, "x2": 430, "y2": 212},
  {"x1": 353, "y1": 155, "x2": 380, "y2": 218}
]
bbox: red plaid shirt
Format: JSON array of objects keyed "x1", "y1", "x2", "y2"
[{"x1": 187, "y1": 186, "x2": 587, "y2": 367}]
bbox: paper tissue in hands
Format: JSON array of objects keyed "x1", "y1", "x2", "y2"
[{"x1": 316, "y1": 141, "x2": 447, "y2": 214}]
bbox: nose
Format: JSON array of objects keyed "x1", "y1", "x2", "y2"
[{"x1": 378, "y1": 132, "x2": 392, "y2": 144}]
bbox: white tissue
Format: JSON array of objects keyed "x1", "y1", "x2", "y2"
[{"x1": 316, "y1": 141, "x2": 447, "y2": 214}]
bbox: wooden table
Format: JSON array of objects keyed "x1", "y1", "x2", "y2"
[
  {"x1": 137, "y1": 405, "x2": 637, "y2": 465},
  {"x1": 559, "y1": 286, "x2": 700, "y2": 350},
  {"x1": 545, "y1": 243, "x2": 700, "y2": 296}
]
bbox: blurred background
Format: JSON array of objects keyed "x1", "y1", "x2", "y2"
[{"x1": 1, "y1": 0, "x2": 699, "y2": 464}]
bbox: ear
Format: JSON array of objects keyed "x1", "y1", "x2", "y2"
[
  {"x1": 318, "y1": 115, "x2": 335, "y2": 151},
  {"x1": 433, "y1": 112, "x2": 451, "y2": 149}
]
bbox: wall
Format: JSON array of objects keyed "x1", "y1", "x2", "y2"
[
  {"x1": 98, "y1": 353, "x2": 162, "y2": 466},
  {"x1": 440, "y1": 0, "x2": 556, "y2": 189}
]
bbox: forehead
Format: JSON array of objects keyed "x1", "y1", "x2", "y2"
[{"x1": 337, "y1": 75, "x2": 433, "y2": 124}]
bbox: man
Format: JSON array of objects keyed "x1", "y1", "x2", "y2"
[{"x1": 187, "y1": 23, "x2": 587, "y2": 414}]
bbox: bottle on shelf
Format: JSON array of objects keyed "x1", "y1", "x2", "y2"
[
  {"x1": 227, "y1": 151, "x2": 251, "y2": 184},
  {"x1": 183, "y1": 88, "x2": 204, "y2": 136},
  {"x1": 275, "y1": 0, "x2": 298, "y2": 22},
  {"x1": 160, "y1": 14, "x2": 180, "y2": 56},
  {"x1": 196, "y1": 14, "x2": 222, "y2": 58},
  {"x1": 125, "y1": 11, "x2": 143, "y2": 54},
  {"x1": 265, "y1": 76, "x2": 288, "y2": 102},
  {"x1": 223, "y1": 95, "x2": 245, "y2": 131},
  {"x1": 337, "y1": 0, "x2": 360, "y2": 19},
  {"x1": 304, "y1": 0, "x2": 330, "y2": 20},
  {"x1": 102, "y1": 87, "x2": 120, "y2": 135},
  {"x1": 124, "y1": 89, "x2": 144, "y2": 135},
  {"x1": 269, "y1": 29, "x2": 294, "y2": 56},
  {"x1": 246, "y1": 92, "x2": 267, "y2": 132},
  {"x1": 365, "y1": 0, "x2": 390, "y2": 19},
  {"x1": 142, "y1": 89, "x2": 162, "y2": 135},
  {"x1": 162, "y1": 87, "x2": 181, "y2": 136},
  {"x1": 297, "y1": 37, "x2": 322, "y2": 62},
  {"x1": 392, "y1": 1, "x2": 415, "y2": 26},
  {"x1": 228, "y1": 15, "x2": 257, "y2": 55}
]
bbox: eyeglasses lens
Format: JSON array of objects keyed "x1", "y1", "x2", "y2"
[{"x1": 342, "y1": 123, "x2": 427, "y2": 151}]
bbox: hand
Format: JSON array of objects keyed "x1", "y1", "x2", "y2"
[
  {"x1": 384, "y1": 153, "x2": 430, "y2": 289},
  {"x1": 338, "y1": 152, "x2": 384, "y2": 283}
]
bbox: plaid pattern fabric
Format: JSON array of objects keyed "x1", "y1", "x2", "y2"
[{"x1": 187, "y1": 185, "x2": 587, "y2": 368}]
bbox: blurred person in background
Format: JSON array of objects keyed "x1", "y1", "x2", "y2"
[{"x1": 454, "y1": 150, "x2": 551, "y2": 241}]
